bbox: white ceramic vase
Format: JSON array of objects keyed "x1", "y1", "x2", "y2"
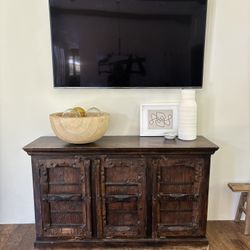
[{"x1": 178, "y1": 89, "x2": 197, "y2": 141}]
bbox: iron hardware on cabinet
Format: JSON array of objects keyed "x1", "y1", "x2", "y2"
[
  {"x1": 104, "y1": 195, "x2": 138, "y2": 202},
  {"x1": 42, "y1": 194, "x2": 91, "y2": 202}
]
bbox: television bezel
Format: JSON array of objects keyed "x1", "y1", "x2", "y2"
[{"x1": 48, "y1": 0, "x2": 208, "y2": 89}]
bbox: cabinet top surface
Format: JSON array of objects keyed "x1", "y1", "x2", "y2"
[{"x1": 23, "y1": 136, "x2": 218, "y2": 154}]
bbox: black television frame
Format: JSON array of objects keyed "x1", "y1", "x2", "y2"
[{"x1": 48, "y1": 0, "x2": 208, "y2": 89}]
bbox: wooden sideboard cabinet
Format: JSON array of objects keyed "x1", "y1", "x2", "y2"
[{"x1": 23, "y1": 136, "x2": 218, "y2": 248}]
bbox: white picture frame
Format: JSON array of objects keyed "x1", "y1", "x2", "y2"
[{"x1": 140, "y1": 103, "x2": 179, "y2": 136}]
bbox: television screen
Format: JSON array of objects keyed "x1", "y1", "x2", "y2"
[{"x1": 49, "y1": 0, "x2": 207, "y2": 88}]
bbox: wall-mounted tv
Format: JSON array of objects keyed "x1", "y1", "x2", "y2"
[{"x1": 49, "y1": 0, "x2": 207, "y2": 88}]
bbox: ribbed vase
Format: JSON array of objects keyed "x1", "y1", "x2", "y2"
[{"x1": 178, "y1": 89, "x2": 197, "y2": 141}]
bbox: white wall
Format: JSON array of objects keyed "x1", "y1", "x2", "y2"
[{"x1": 0, "y1": 0, "x2": 249, "y2": 223}]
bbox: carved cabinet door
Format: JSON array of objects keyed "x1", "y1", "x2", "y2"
[
  {"x1": 97, "y1": 156, "x2": 147, "y2": 238},
  {"x1": 36, "y1": 157, "x2": 92, "y2": 239},
  {"x1": 152, "y1": 156, "x2": 207, "y2": 238}
]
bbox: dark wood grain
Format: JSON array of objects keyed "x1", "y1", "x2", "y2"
[
  {"x1": 23, "y1": 136, "x2": 219, "y2": 155},
  {"x1": 23, "y1": 136, "x2": 218, "y2": 248},
  {"x1": 100, "y1": 156, "x2": 147, "y2": 239},
  {"x1": 153, "y1": 156, "x2": 206, "y2": 238}
]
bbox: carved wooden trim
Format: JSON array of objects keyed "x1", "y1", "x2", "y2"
[
  {"x1": 152, "y1": 156, "x2": 205, "y2": 238},
  {"x1": 37, "y1": 156, "x2": 92, "y2": 239},
  {"x1": 93, "y1": 158, "x2": 102, "y2": 238},
  {"x1": 151, "y1": 158, "x2": 159, "y2": 239},
  {"x1": 100, "y1": 156, "x2": 147, "y2": 238},
  {"x1": 100, "y1": 161, "x2": 107, "y2": 234},
  {"x1": 80, "y1": 158, "x2": 91, "y2": 238}
]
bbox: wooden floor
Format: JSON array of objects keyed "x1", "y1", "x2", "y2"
[{"x1": 0, "y1": 221, "x2": 249, "y2": 250}]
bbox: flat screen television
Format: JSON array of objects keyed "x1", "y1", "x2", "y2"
[{"x1": 49, "y1": 0, "x2": 207, "y2": 88}]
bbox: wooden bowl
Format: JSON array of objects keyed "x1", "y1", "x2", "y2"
[{"x1": 49, "y1": 112, "x2": 110, "y2": 144}]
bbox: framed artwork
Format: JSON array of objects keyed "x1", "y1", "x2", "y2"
[{"x1": 140, "y1": 103, "x2": 179, "y2": 136}]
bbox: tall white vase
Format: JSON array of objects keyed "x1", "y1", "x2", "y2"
[{"x1": 178, "y1": 89, "x2": 197, "y2": 141}]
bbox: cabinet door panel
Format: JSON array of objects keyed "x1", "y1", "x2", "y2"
[
  {"x1": 49, "y1": 184, "x2": 81, "y2": 194},
  {"x1": 105, "y1": 185, "x2": 139, "y2": 195},
  {"x1": 99, "y1": 157, "x2": 147, "y2": 238},
  {"x1": 106, "y1": 201, "x2": 138, "y2": 226},
  {"x1": 160, "y1": 200, "x2": 194, "y2": 212},
  {"x1": 48, "y1": 166, "x2": 80, "y2": 184},
  {"x1": 50, "y1": 200, "x2": 82, "y2": 212},
  {"x1": 153, "y1": 156, "x2": 204, "y2": 238},
  {"x1": 104, "y1": 161, "x2": 142, "y2": 183},
  {"x1": 50, "y1": 210, "x2": 83, "y2": 225},
  {"x1": 37, "y1": 157, "x2": 91, "y2": 239}
]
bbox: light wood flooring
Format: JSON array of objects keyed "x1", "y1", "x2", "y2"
[{"x1": 0, "y1": 221, "x2": 249, "y2": 250}]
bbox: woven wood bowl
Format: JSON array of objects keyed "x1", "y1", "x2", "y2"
[{"x1": 49, "y1": 112, "x2": 110, "y2": 144}]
